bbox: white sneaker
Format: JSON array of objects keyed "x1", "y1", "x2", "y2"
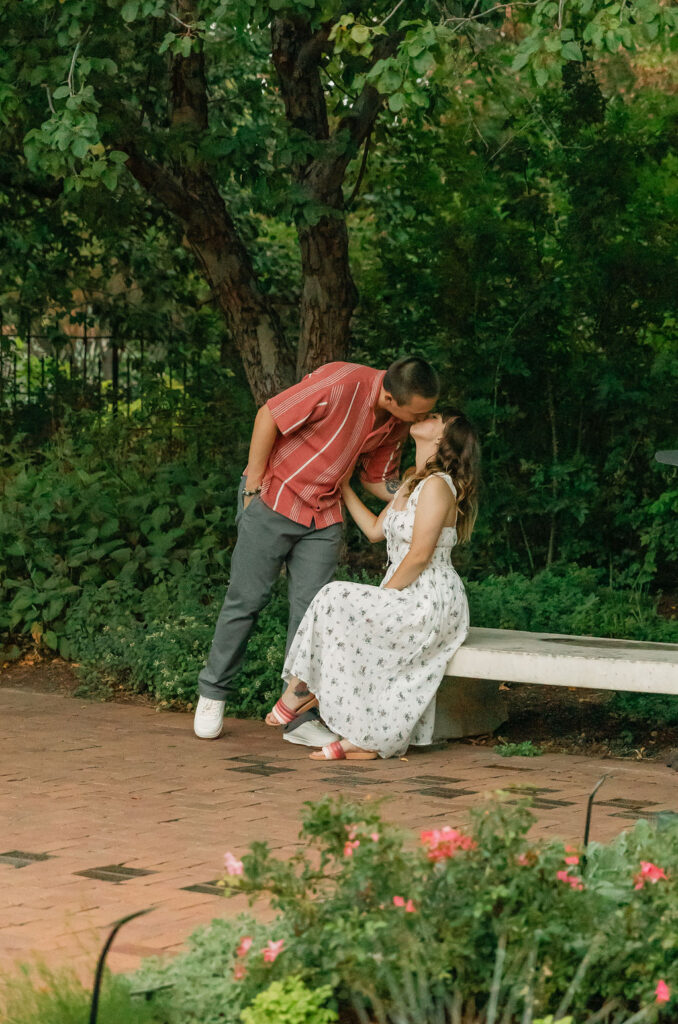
[
  {"x1": 194, "y1": 697, "x2": 225, "y2": 739},
  {"x1": 283, "y1": 720, "x2": 340, "y2": 748}
]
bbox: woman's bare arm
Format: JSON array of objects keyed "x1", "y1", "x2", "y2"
[{"x1": 340, "y1": 480, "x2": 393, "y2": 543}]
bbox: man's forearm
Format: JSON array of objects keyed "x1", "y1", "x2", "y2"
[
  {"x1": 360, "y1": 476, "x2": 401, "y2": 503},
  {"x1": 245, "y1": 405, "x2": 279, "y2": 488}
]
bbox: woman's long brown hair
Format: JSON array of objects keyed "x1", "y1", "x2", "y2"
[{"x1": 404, "y1": 407, "x2": 480, "y2": 543}]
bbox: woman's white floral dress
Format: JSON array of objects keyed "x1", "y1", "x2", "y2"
[{"x1": 283, "y1": 473, "x2": 469, "y2": 758}]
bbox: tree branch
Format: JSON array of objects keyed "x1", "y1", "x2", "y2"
[
  {"x1": 345, "y1": 128, "x2": 372, "y2": 210},
  {"x1": 67, "y1": 28, "x2": 89, "y2": 97},
  {"x1": 117, "y1": 145, "x2": 198, "y2": 223},
  {"x1": 271, "y1": 15, "x2": 331, "y2": 150},
  {"x1": 169, "y1": 1, "x2": 208, "y2": 130},
  {"x1": 313, "y1": 30, "x2": 402, "y2": 195}
]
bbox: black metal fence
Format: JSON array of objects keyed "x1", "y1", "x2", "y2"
[{"x1": 0, "y1": 328, "x2": 219, "y2": 428}]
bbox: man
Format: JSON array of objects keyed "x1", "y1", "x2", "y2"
[{"x1": 194, "y1": 356, "x2": 439, "y2": 745}]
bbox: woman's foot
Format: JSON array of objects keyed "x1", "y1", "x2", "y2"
[
  {"x1": 309, "y1": 739, "x2": 378, "y2": 761},
  {"x1": 265, "y1": 684, "x2": 317, "y2": 726}
]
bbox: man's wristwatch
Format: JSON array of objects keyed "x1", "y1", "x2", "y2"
[{"x1": 243, "y1": 485, "x2": 262, "y2": 497}]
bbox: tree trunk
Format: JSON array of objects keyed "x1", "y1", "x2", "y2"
[
  {"x1": 271, "y1": 16, "x2": 367, "y2": 378},
  {"x1": 296, "y1": 212, "x2": 357, "y2": 377},
  {"x1": 123, "y1": 150, "x2": 294, "y2": 405},
  {"x1": 183, "y1": 187, "x2": 296, "y2": 404}
]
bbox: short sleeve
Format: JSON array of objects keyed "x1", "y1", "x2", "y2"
[
  {"x1": 267, "y1": 367, "x2": 332, "y2": 436},
  {"x1": 360, "y1": 431, "x2": 407, "y2": 482}
]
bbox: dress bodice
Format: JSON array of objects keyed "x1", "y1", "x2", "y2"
[{"x1": 384, "y1": 474, "x2": 457, "y2": 569}]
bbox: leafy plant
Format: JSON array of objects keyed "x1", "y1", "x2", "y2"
[
  {"x1": 241, "y1": 976, "x2": 337, "y2": 1024},
  {"x1": 133, "y1": 915, "x2": 281, "y2": 1024},
  {"x1": 496, "y1": 740, "x2": 544, "y2": 757}
]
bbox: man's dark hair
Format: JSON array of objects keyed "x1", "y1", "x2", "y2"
[{"x1": 383, "y1": 356, "x2": 439, "y2": 405}]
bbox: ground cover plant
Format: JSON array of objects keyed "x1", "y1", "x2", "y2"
[
  {"x1": 496, "y1": 740, "x2": 544, "y2": 758},
  {"x1": 131, "y1": 794, "x2": 678, "y2": 1023}
]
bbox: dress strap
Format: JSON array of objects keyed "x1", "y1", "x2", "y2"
[
  {"x1": 437, "y1": 472, "x2": 457, "y2": 499},
  {"x1": 407, "y1": 472, "x2": 458, "y2": 504}
]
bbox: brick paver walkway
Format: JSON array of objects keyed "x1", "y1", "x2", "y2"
[{"x1": 1, "y1": 686, "x2": 676, "y2": 980}]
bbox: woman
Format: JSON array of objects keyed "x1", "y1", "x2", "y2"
[{"x1": 264, "y1": 408, "x2": 480, "y2": 761}]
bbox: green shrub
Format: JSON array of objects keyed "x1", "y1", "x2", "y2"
[
  {"x1": 133, "y1": 915, "x2": 281, "y2": 1024},
  {"x1": 466, "y1": 564, "x2": 678, "y2": 642},
  {"x1": 228, "y1": 795, "x2": 678, "y2": 1020},
  {"x1": 0, "y1": 429, "x2": 238, "y2": 659},
  {"x1": 72, "y1": 580, "x2": 288, "y2": 716},
  {"x1": 241, "y1": 976, "x2": 337, "y2": 1024},
  {"x1": 136, "y1": 795, "x2": 678, "y2": 1023},
  {"x1": 608, "y1": 690, "x2": 678, "y2": 728},
  {"x1": 0, "y1": 964, "x2": 162, "y2": 1024}
]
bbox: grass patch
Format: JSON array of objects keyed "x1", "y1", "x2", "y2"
[{"x1": 0, "y1": 964, "x2": 164, "y2": 1024}]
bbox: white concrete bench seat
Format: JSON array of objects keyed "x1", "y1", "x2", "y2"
[{"x1": 431, "y1": 627, "x2": 678, "y2": 742}]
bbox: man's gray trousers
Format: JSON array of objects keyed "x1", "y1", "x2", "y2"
[{"x1": 198, "y1": 480, "x2": 342, "y2": 732}]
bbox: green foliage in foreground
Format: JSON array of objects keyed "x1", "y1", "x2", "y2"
[
  {"x1": 0, "y1": 965, "x2": 162, "y2": 1024},
  {"x1": 241, "y1": 977, "x2": 337, "y2": 1024},
  {"x1": 496, "y1": 740, "x2": 544, "y2": 758},
  {"x1": 133, "y1": 795, "x2": 678, "y2": 1024}
]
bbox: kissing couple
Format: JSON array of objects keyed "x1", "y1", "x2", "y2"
[{"x1": 194, "y1": 357, "x2": 478, "y2": 761}]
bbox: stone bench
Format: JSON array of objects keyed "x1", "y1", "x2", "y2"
[{"x1": 432, "y1": 627, "x2": 678, "y2": 741}]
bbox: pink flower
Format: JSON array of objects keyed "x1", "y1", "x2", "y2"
[
  {"x1": 235, "y1": 936, "x2": 252, "y2": 958},
  {"x1": 345, "y1": 824, "x2": 358, "y2": 840},
  {"x1": 234, "y1": 962, "x2": 247, "y2": 981},
  {"x1": 556, "y1": 869, "x2": 584, "y2": 891},
  {"x1": 420, "y1": 826, "x2": 476, "y2": 862},
  {"x1": 517, "y1": 853, "x2": 530, "y2": 866},
  {"x1": 263, "y1": 939, "x2": 285, "y2": 963},
  {"x1": 370, "y1": 832, "x2": 380, "y2": 842},
  {"x1": 392, "y1": 896, "x2": 405, "y2": 907},
  {"x1": 564, "y1": 855, "x2": 579, "y2": 866},
  {"x1": 656, "y1": 979, "x2": 671, "y2": 1004},
  {"x1": 344, "y1": 840, "x2": 360, "y2": 857},
  {"x1": 634, "y1": 861, "x2": 669, "y2": 890},
  {"x1": 224, "y1": 852, "x2": 244, "y2": 876},
  {"x1": 405, "y1": 899, "x2": 416, "y2": 913}
]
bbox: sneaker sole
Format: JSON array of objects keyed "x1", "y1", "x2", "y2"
[
  {"x1": 194, "y1": 724, "x2": 224, "y2": 740},
  {"x1": 282, "y1": 730, "x2": 338, "y2": 748}
]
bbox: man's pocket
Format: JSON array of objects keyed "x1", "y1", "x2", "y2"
[{"x1": 235, "y1": 475, "x2": 246, "y2": 527}]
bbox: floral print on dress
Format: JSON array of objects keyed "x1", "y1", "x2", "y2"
[{"x1": 283, "y1": 474, "x2": 469, "y2": 758}]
